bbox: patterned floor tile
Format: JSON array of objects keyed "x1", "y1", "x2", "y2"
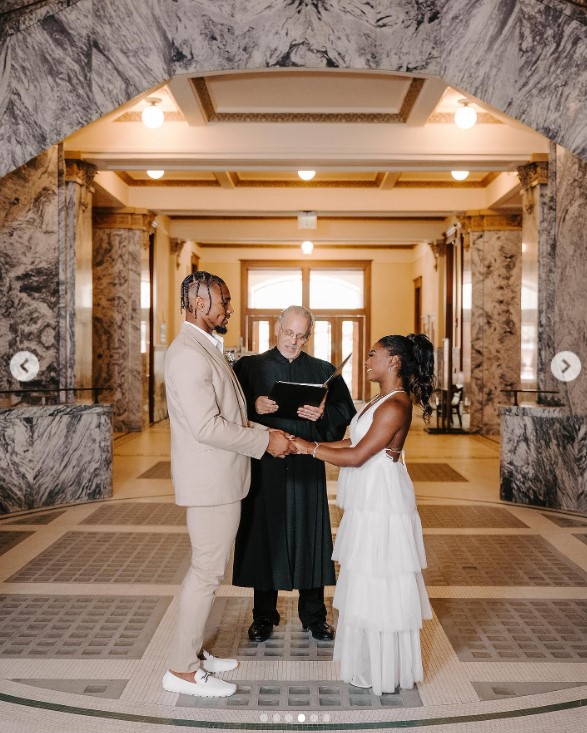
[
  {"x1": 137, "y1": 461, "x2": 171, "y2": 479},
  {"x1": 8, "y1": 531, "x2": 191, "y2": 583},
  {"x1": 432, "y1": 598, "x2": 587, "y2": 662},
  {"x1": 0, "y1": 595, "x2": 171, "y2": 658},
  {"x1": 204, "y1": 597, "x2": 337, "y2": 661},
  {"x1": 472, "y1": 680, "x2": 586, "y2": 701},
  {"x1": 82, "y1": 503, "x2": 185, "y2": 526},
  {"x1": 541, "y1": 513, "x2": 587, "y2": 527},
  {"x1": 423, "y1": 535, "x2": 587, "y2": 586},
  {"x1": 419, "y1": 506, "x2": 528, "y2": 529},
  {"x1": 1, "y1": 510, "x2": 66, "y2": 525},
  {"x1": 177, "y1": 680, "x2": 422, "y2": 710},
  {"x1": 407, "y1": 463, "x2": 468, "y2": 482},
  {"x1": 12, "y1": 678, "x2": 129, "y2": 699},
  {"x1": 0, "y1": 530, "x2": 33, "y2": 556}
]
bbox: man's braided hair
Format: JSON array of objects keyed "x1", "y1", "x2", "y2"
[{"x1": 180, "y1": 271, "x2": 226, "y2": 314}]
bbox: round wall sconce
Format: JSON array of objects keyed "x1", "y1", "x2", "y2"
[
  {"x1": 451, "y1": 170, "x2": 470, "y2": 181},
  {"x1": 142, "y1": 98, "x2": 164, "y2": 129},
  {"x1": 301, "y1": 240, "x2": 314, "y2": 254},
  {"x1": 146, "y1": 170, "x2": 165, "y2": 179},
  {"x1": 454, "y1": 100, "x2": 477, "y2": 130},
  {"x1": 297, "y1": 170, "x2": 316, "y2": 181}
]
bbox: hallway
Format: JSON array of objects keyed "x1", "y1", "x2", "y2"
[{"x1": 0, "y1": 422, "x2": 586, "y2": 732}]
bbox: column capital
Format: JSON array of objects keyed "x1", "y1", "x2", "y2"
[
  {"x1": 93, "y1": 208, "x2": 155, "y2": 231},
  {"x1": 457, "y1": 212, "x2": 522, "y2": 232},
  {"x1": 65, "y1": 158, "x2": 97, "y2": 188},
  {"x1": 170, "y1": 238, "x2": 186, "y2": 268},
  {"x1": 517, "y1": 161, "x2": 548, "y2": 191}
]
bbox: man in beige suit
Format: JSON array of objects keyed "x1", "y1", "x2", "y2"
[{"x1": 162, "y1": 271, "x2": 291, "y2": 698}]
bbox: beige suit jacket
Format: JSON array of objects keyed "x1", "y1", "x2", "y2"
[{"x1": 165, "y1": 322, "x2": 269, "y2": 506}]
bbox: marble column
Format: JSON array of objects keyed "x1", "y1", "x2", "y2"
[
  {"x1": 459, "y1": 213, "x2": 523, "y2": 435},
  {"x1": 517, "y1": 158, "x2": 556, "y2": 395},
  {"x1": 93, "y1": 209, "x2": 154, "y2": 432},
  {"x1": 0, "y1": 145, "x2": 70, "y2": 393},
  {"x1": 554, "y1": 146, "x2": 587, "y2": 416},
  {"x1": 63, "y1": 159, "x2": 97, "y2": 391}
]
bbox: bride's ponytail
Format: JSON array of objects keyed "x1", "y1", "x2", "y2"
[{"x1": 378, "y1": 334, "x2": 436, "y2": 422}]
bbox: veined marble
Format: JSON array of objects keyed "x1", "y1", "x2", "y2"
[
  {"x1": 461, "y1": 220, "x2": 522, "y2": 435},
  {"x1": 554, "y1": 146, "x2": 587, "y2": 416},
  {"x1": 0, "y1": 403, "x2": 112, "y2": 514},
  {"x1": 500, "y1": 406, "x2": 587, "y2": 513},
  {"x1": 1, "y1": 0, "x2": 587, "y2": 176},
  {"x1": 92, "y1": 212, "x2": 149, "y2": 432},
  {"x1": 0, "y1": 147, "x2": 62, "y2": 390}
]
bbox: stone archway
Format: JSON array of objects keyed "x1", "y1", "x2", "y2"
[{"x1": 0, "y1": 0, "x2": 585, "y2": 177}]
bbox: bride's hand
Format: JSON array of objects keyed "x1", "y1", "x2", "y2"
[{"x1": 291, "y1": 438, "x2": 311, "y2": 454}]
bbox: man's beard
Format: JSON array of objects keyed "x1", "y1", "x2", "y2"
[{"x1": 214, "y1": 325, "x2": 228, "y2": 335}]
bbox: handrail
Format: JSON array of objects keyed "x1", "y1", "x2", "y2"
[
  {"x1": 500, "y1": 388, "x2": 561, "y2": 407},
  {"x1": 0, "y1": 387, "x2": 107, "y2": 404}
]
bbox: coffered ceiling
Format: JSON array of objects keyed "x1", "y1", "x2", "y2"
[{"x1": 65, "y1": 69, "x2": 549, "y2": 247}]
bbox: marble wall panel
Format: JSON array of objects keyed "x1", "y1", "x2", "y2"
[
  {"x1": 500, "y1": 407, "x2": 587, "y2": 513},
  {"x1": 0, "y1": 147, "x2": 61, "y2": 390},
  {"x1": 91, "y1": 0, "x2": 173, "y2": 115},
  {"x1": 376, "y1": 0, "x2": 440, "y2": 73},
  {"x1": 0, "y1": 404, "x2": 112, "y2": 514},
  {"x1": 516, "y1": 0, "x2": 587, "y2": 160},
  {"x1": 92, "y1": 221, "x2": 143, "y2": 432},
  {"x1": 0, "y1": 1, "x2": 98, "y2": 176},
  {"x1": 439, "y1": 0, "x2": 519, "y2": 115},
  {"x1": 554, "y1": 146, "x2": 587, "y2": 416},
  {"x1": 467, "y1": 226, "x2": 522, "y2": 435}
]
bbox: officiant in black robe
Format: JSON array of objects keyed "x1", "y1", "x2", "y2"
[{"x1": 232, "y1": 306, "x2": 355, "y2": 642}]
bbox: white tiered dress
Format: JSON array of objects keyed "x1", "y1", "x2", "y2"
[{"x1": 332, "y1": 390, "x2": 432, "y2": 695}]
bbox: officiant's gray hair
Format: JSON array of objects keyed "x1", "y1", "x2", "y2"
[{"x1": 278, "y1": 305, "x2": 314, "y2": 334}]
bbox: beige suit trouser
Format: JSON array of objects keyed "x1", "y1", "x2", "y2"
[{"x1": 168, "y1": 501, "x2": 241, "y2": 672}]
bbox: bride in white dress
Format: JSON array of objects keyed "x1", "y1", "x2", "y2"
[{"x1": 292, "y1": 334, "x2": 434, "y2": 695}]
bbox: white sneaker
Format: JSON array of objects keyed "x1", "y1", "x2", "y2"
[
  {"x1": 199, "y1": 649, "x2": 238, "y2": 673},
  {"x1": 162, "y1": 669, "x2": 237, "y2": 697}
]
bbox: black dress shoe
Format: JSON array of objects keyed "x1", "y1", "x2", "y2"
[
  {"x1": 248, "y1": 618, "x2": 273, "y2": 642},
  {"x1": 302, "y1": 621, "x2": 335, "y2": 640}
]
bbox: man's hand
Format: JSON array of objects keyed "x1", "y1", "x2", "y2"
[
  {"x1": 267, "y1": 429, "x2": 293, "y2": 458},
  {"x1": 256, "y1": 396, "x2": 279, "y2": 414},
  {"x1": 297, "y1": 403, "x2": 325, "y2": 421}
]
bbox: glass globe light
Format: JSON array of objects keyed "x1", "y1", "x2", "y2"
[
  {"x1": 451, "y1": 170, "x2": 470, "y2": 181},
  {"x1": 454, "y1": 100, "x2": 477, "y2": 130},
  {"x1": 297, "y1": 170, "x2": 316, "y2": 181},
  {"x1": 142, "y1": 98, "x2": 164, "y2": 129},
  {"x1": 146, "y1": 170, "x2": 165, "y2": 179},
  {"x1": 301, "y1": 240, "x2": 314, "y2": 254}
]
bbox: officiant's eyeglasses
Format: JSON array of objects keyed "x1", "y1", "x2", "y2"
[{"x1": 280, "y1": 327, "x2": 309, "y2": 343}]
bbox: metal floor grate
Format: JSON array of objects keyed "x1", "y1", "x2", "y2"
[
  {"x1": 423, "y1": 535, "x2": 587, "y2": 586},
  {"x1": 432, "y1": 598, "x2": 587, "y2": 662},
  {"x1": 407, "y1": 463, "x2": 468, "y2": 481},
  {"x1": 177, "y1": 680, "x2": 423, "y2": 710},
  {"x1": 9, "y1": 531, "x2": 191, "y2": 584},
  {"x1": 0, "y1": 594, "x2": 171, "y2": 658}
]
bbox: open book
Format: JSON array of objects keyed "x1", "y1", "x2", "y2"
[{"x1": 268, "y1": 354, "x2": 351, "y2": 420}]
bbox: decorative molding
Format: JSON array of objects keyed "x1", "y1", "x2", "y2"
[
  {"x1": 517, "y1": 161, "x2": 549, "y2": 191},
  {"x1": 170, "y1": 237, "x2": 186, "y2": 267},
  {"x1": 114, "y1": 111, "x2": 185, "y2": 123},
  {"x1": 428, "y1": 238, "x2": 452, "y2": 269},
  {"x1": 196, "y1": 242, "x2": 416, "y2": 250},
  {"x1": 64, "y1": 159, "x2": 97, "y2": 188},
  {"x1": 428, "y1": 112, "x2": 502, "y2": 124},
  {"x1": 115, "y1": 172, "x2": 220, "y2": 187},
  {"x1": 457, "y1": 213, "x2": 522, "y2": 231},
  {"x1": 192, "y1": 76, "x2": 425, "y2": 124},
  {"x1": 93, "y1": 209, "x2": 155, "y2": 231}
]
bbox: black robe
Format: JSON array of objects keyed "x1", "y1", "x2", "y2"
[{"x1": 232, "y1": 348, "x2": 356, "y2": 590}]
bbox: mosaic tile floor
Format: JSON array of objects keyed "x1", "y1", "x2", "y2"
[{"x1": 0, "y1": 420, "x2": 586, "y2": 732}]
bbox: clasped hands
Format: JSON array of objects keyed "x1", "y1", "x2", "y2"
[{"x1": 266, "y1": 430, "x2": 317, "y2": 458}]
